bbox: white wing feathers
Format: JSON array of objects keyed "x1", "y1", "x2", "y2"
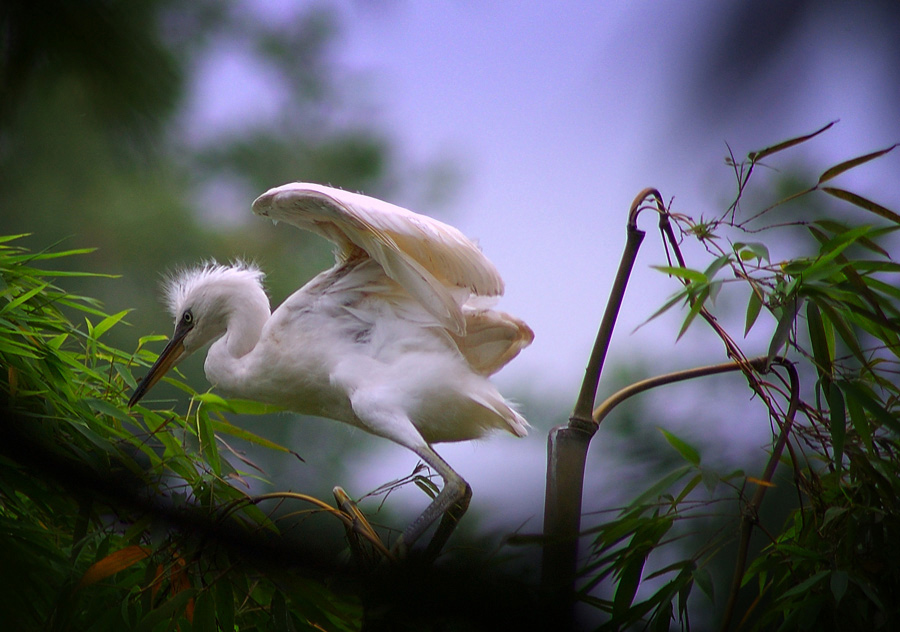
[{"x1": 252, "y1": 182, "x2": 505, "y2": 335}]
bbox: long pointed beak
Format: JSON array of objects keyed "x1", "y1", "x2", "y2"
[{"x1": 129, "y1": 325, "x2": 190, "y2": 407}]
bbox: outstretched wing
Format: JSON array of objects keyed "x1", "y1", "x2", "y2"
[{"x1": 252, "y1": 182, "x2": 504, "y2": 334}]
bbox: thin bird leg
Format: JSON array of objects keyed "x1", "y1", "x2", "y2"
[
  {"x1": 423, "y1": 481, "x2": 472, "y2": 562},
  {"x1": 393, "y1": 444, "x2": 469, "y2": 557}
]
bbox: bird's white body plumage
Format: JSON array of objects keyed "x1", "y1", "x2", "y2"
[
  {"x1": 140, "y1": 182, "x2": 533, "y2": 549},
  {"x1": 166, "y1": 184, "x2": 532, "y2": 448}
]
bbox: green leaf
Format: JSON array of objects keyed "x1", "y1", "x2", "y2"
[
  {"x1": 135, "y1": 589, "x2": 196, "y2": 632},
  {"x1": 778, "y1": 570, "x2": 830, "y2": 601},
  {"x1": 659, "y1": 428, "x2": 701, "y2": 466},
  {"x1": 635, "y1": 288, "x2": 690, "y2": 332},
  {"x1": 822, "y1": 187, "x2": 900, "y2": 224},
  {"x1": 613, "y1": 553, "x2": 646, "y2": 619},
  {"x1": 677, "y1": 286, "x2": 709, "y2": 341},
  {"x1": 807, "y1": 301, "x2": 832, "y2": 382},
  {"x1": 196, "y1": 411, "x2": 221, "y2": 476},
  {"x1": 817, "y1": 144, "x2": 898, "y2": 184},
  {"x1": 842, "y1": 383, "x2": 873, "y2": 452},
  {"x1": 768, "y1": 297, "x2": 803, "y2": 363},
  {"x1": 745, "y1": 290, "x2": 764, "y2": 337},
  {"x1": 215, "y1": 580, "x2": 235, "y2": 632},
  {"x1": 192, "y1": 590, "x2": 216, "y2": 632},
  {"x1": 651, "y1": 265, "x2": 708, "y2": 284},
  {"x1": 830, "y1": 570, "x2": 849, "y2": 605},
  {"x1": 747, "y1": 120, "x2": 836, "y2": 162},
  {"x1": 734, "y1": 241, "x2": 770, "y2": 262},
  {"x1": 628, "y1": 465, "x2": 694, "y2": 508},
  {"x1": 821, "y1": 506, "x2": 848, "y2": 528},
  {"x1": 693, "y1": 567, "x2": 715, "y2": 603},
  {"x1": 210, "y1": 418, "x2": 293, "y2": 453},
  {"x1": 826, "y1": 384, "x2": 846, "y2": 467},
  {"x1": 839, "y1": 381, "x2": 900, "y2": 434},
  {"x1": 0, "y1": 282, "x2": 49, "y2": 314},
  {"x1": 91, "y1": 309, "x2": 130, "y2": 340},
  {"x1": 816, "y1": 302, "x2": 867, "y2": 367}
]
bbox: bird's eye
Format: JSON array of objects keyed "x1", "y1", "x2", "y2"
[{"x1": 182, "y1": 310, "x2": 193, "y2": 325}]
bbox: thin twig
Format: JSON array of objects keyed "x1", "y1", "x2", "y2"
[{"x1": 719, "y1": 359, "x2": 800, "y2": 632}]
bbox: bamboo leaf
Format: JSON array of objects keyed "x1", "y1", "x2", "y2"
[
  {"x1": 745, "y1": 290, "x2": 763, "y2": 337},
  {"x1": 768, "y1": 298, "x2": 803, "y2": 364},
  {"x1": 634, "y1": 289, "x2": 690, "y2": 332},
  {"x1": 76, "y1": 545, "x2": 152, "y2": 588},
  {"x1": 0, "y1": 282, "x2": 49, "y2": 314},
  {"x1": 135, "y1": 589, "x2": 196, "y2": 632},
  {"x1": 196, "y1": 410, "x2": 221, "y2": 476},
  {"x1": 613, "y1": 553, "x2": 646, "y2": 619},
  {"x1": 816, "y1": 302, "x2": 867, "y2": 367},
  {"x1": 210, "y1": 418, "x2": 293, "y2": 454},
  {"x1": 817, "y1": 144, "x2": 898, "y2": 184},
  {"x1": 778, "y1": 570, "x2": 830, "y2": 601},
  {"x1": 652, "y1": 265, "x2": 708, "y2": 284},
  {"x1": 845, "y1": 387, "x2": 872, "y2": 453},
  {"x1": 693, "y1": 567, "x2": 715, "y2": 603},
  {"x1": 677, "y1": 286, "x2": 709, "y2": 341},
  {"x1": 628, "y1": 465, "x2": 694, "y2": 509},
  {"x1": 830, "y1": 570, "x2": 849, "y2": 605},
  {"x1": 192, "y1": 590, "x2": 216, "y2": 632},
  {"x1": 839, "y1": 380, "x2": 900, "y2": 434},
  {"x1": 747, "y1": 121, "x2": 836, "y2": 162},
  {"x1": 822, "y1": 187, "x2": 900, "y2": 224},
  {"x1": 659, "y1": 428, "x2": 701, "y2": 466},
  {"x1": 734, "y1": 241, "x2": 770, "y2": 262},
  {"x1": 807, "y1": 301, "x2": 832, "y2": 382},
  {"x1": 826, "y1": 384, "x2": 846, "y2": 466},
  {"x1": 91, "y1": 309, "x2": 130, "y2": 340},
  {"x1": 215, "y1": 581, "x2": 235, "y2": 632}
]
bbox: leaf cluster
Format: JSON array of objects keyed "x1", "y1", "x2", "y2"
[
  {"x1": 0, "y1": 236, "x2": 362, "y2": 631},
  {"x1": 584, "y1": 126, "x2": 900, "y2": 630}
]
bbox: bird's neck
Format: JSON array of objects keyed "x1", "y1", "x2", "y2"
[
  {"x1": 204, "y1": 289, "x2": 270, "y2": 394},
  {"x1": 223, "y1": 291, "x2": 270, "y2": 357}
]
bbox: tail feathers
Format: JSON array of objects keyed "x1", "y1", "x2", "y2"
[{"x1": 470, "y1": 391, "x2": 529, "y2": 438}]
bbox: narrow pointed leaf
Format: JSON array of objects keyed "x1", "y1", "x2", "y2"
[
  {"x1": 839, "y1": 381, "x2": 900, "y2": 434},
  {"x1": 659, "y1": 428, "x2": 701, "y2": 466},
  {"x1": 831, "y1": 571, "x2": 849, "y2": 605},
  {"x1": 826, "y1": 384, "x2": 846, "y2": 466},
  {"x1": 77, "y1": 545, "x2": 152, "y2": 588},
  {"x1": 806, "y1": 301, "x2": 832, "y2": 382},
  {"x1": 613, "y1": 554, "x2": 646, "y2": 618},
  {"x1": 817, "y1": 144, "x2": 898, "y2": 184},
  {"x1": 92, "y1": 309, "x2": 130, "y2": 339},
  {"x1": 745, "y1": 289, "x2": 763, "y2": 337},
  {"x1": 768, "y1": 298, "x2": 803, "y2": 363},
  {"x1": 822, "y1": 187, "x2": 900, "y2": 224},
  {"x1": 652, "y1": 265, "x2": 708, "y2": 283},
  {"x1": 748, "y1": 121, "x2": 836, "y2": 162}
]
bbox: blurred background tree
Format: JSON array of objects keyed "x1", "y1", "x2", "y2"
[
  {"x1": 0, "y1": 0, "x2": 413, "y2": 332},
  {"x1": 0, "y1": 0, "x2": 427, "y2": 519}
]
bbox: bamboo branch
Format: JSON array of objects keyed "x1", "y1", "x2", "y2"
[{"x1": 719, "y1": 359, "x2": 800, "y2": 632}]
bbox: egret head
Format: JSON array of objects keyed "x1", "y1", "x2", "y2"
[{"x1": 128, "y1": 262, "x2": 266, "y2": 407}]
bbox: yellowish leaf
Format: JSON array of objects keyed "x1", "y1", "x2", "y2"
[{"x1": 76, "y1": 545, "x2": 152, "y2": 589}]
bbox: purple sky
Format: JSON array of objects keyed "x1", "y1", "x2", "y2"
[{"x1": 176, "y1": 0, "x2": 900, "y2": 535}]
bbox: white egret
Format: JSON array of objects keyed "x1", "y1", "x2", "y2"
[{"x1": 129, "y1": 182, "x2": 533, "y2": 554}]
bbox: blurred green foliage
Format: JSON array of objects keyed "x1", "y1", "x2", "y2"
[{"x1": 0, "y1": 237, "x2": 367, "y2": 630}]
